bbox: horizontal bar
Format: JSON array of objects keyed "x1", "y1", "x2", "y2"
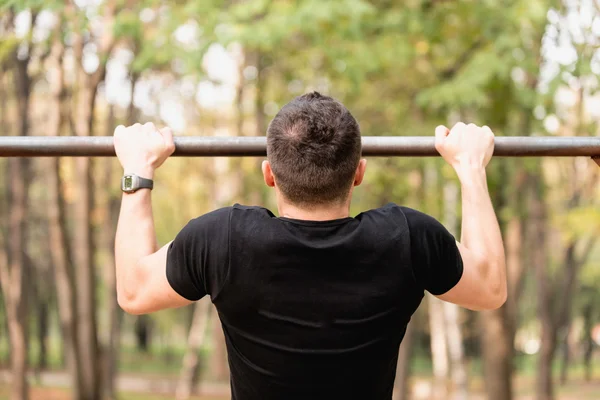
[{"x1": 0, "y1": 136, "x2": 598, "y2": 157}]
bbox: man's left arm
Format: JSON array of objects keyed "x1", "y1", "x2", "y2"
[{"x1": 114, "y1": 122, "x2": 192, "y2": 315}]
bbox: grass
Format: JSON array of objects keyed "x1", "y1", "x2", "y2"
[
  {"x1": 1, "y1": 345, "x2": 598, "y2": 380},
  {"x1": 0, "y1": 386, "x2": 227, "y2": 400},
  {"x1": 2, "y1": 335, "x2": 598, "y2": 380},
  {"x1": 1, "y1": 343, "x2": 599, "y2": 399},
  {"x1": 0, "y1": 343, "x2": 205, "y2": 378},
  {"x1": 2, "y1": 376, "x2": 600, "y2": 400}
]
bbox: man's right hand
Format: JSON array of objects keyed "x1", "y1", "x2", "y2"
[{"x1": 434, "y1": 122, "x2": 495, "y2": 173}]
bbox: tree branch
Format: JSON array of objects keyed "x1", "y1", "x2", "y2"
[
  {"x1": 438, "y1": 38, "x2": 484, "y2": 80},
  {"x1": 66, "y1": 1, "x2": 84, "y2": 80},
  {"x1": 553, "y1": 241, "x2": 577, "y2": 330},
  {"x1": 0, "y1": 229, "x2": 9, "y2": 300},
  {"x1": 89, "y1": 0, "x2": 118, "y2": 88},
  {"x1": 554, "y1": 234, "x2": 598, "y2": 331},
  {"x1": 576, "y1": 235, "x2": 597, "y2": 269}
]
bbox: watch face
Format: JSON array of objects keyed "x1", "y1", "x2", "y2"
[{"x1": 124, "y1": 176, "x2": 133, "y2": 190}]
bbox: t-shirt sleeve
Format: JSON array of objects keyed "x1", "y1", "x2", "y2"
[
  {"x1": 166, "y1": 207, "x2": 231, "y2": 301},
  {"x1": 402, "y1": 207, "x2": 463, "y2": 295}
]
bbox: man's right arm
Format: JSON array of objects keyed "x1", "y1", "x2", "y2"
[{"x1": 434, "y1": 123, "x2": 507, "y2": 311}]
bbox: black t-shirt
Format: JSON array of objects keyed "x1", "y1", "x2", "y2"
[{"x1": 166, "y1": 203, "x2": 463, "y2": 400}]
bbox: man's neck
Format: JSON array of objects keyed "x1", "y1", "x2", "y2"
[{"x1": 278, "y1": 202, "x2": 351, "y2": 221}]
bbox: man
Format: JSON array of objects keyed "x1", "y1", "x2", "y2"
[{"x1": 114, "y1": 92, "x2": 506, "y2": 400}]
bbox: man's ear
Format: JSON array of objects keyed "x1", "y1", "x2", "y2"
[
  {"x1": 354, "y1": 159, "x2": 367, "y2": 187},
  {"x1": 262, "y1": 160, "x2": 275, "y2": 187}
]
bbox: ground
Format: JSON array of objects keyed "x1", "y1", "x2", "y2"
[
  {"x1": 1, "y1": 347, "x2": 599, "y2": 399},
  {"x1": 2, "y1": 375, "x2": 600, "y2": 400},
  {"x1": 0, "y1": 386, "x2": 225, "y2": 400}
]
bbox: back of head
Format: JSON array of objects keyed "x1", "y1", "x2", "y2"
[{"x1": 266, "y1": 92, "x2": 362, "y2": 207}]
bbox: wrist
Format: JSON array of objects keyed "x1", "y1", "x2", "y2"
[
  {"x1": 123, "y1": 166, "x2": 155, "y2": 180},
  {"x1": 453, "y1": 162, "x2": 487, "y2": 182}
]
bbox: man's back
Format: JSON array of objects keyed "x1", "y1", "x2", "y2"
[
  {"x1": 166, "y1": 203, "x2": 463, "y2": 400},
  {"x1": 113, "y1": 106, "x2": 505, "y2": 398}
]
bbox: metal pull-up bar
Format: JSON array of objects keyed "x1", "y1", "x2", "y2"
[{"x1": 0, "y1": 136, "x2": 599, "y2": 157}]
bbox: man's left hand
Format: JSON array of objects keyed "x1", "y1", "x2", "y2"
[{"x1": 114, "y1": 122, "x2": 176, "y2": 179}]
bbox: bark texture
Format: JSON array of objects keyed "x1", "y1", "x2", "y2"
[{"x1": 176, "y1": 299, "x2": 213, "y2": 400}]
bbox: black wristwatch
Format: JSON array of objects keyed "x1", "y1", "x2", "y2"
[{"x1": 121, "y1": 174, "x2": 154, "y2": 193}]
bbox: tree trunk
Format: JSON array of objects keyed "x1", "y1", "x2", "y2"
[
  {"x1": 135, "y1": 315, "x2": 152, "y2": 353},
  {"x1": 46, "y1": 28, "x2": 85, "y2": 399},
  {"x1": 0, "y1": 44, "x2": 33, "y2": 400},
  {"x1": 36, "y1": 297, "x2": 49, "y2": 370},
  {"x1": 210, "y1": 312, "x2": 230, "y2": 382},
  {"x1": 0, "y1": 291, "x2": 7, "y2": 366},
  {"x1": 583, "y1": 337, "x2": 594, "y2": 381},
  {"x1": 0, "y1": 70, "x2": 6, "y2": 368},
  {"x1": 3, "y1": 292, "x2": 28, "y2": 400},
  {"x1": 442, "y1": 181, "x2": 468, "y2": 400},
  {"x1": 530, "y1": 172, "x2": 554, "y2": 400},
  {"x1": 69, "y1": 3, "x2": 116, "y2": 395},
  {"x1": 444, "y1": 302, "x2": 468, "y2": 399},
  {"x1": 99, "y1": 104, "x2": 122, "y2": 400},
  {"x1": 71, "y1": 81, "x2": 101, "y2": 400},
  {"x1": 479, "y1": 214, "x2": 521, "y2": 400},
  {"x1": 558, "y1": 323, "x2": 571, "y2": 385},
  {"x1": 533, "y1": 159, "x2": 591, "y2": 400},
  {"x1": 1, "y1": 117, "x2": 31, "y2": 400},
  {"x1": 480, "y1": 160, "x2": 528, "y2": 400},
  {"x1": 505, "y1": 202, "x2": 527, "y2": 329},
  {"x1": 538, "y1": 240, "x2": 587, "y2": 400},
  {"x1": 176, "y1": 299, "x2": 213, "y2": 400},
  {"x1": 254, "y1": 51, "x2": 266, "y2": 136},
  {"x1": 422, "y1": 161, "x2": 448, "y2": 399},
  {"x1": 394, "y1": 320, "x2": 414, "y2": 400},
  {"x1": 47, "y1": 153, "x2": 84, "y2": 398},
  {"x1": 536, "y1": 330, "x2": 556, "y2": 400},
  {"x1": 30, "y1": 258, "x2": 49, "y2": 376},
  {"x1": 480, "y1": 307, "x2": 513, "y2": 400},
  {"x1": 429, "y1": 295, "x2": 449, "y2": 399},
  {"x1": 582, "y1": 302, "x2": 594, "y2": 382}
]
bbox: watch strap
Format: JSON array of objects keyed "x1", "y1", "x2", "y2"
[{"x1": 137, "y1": 176, "x2": 154, "y2": 190}]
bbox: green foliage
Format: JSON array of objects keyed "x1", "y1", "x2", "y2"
[
  {"x1": 0, "y1": 35, "x2": 18, "y2": 63},
  {"x1": 0, "y1": 0, "x2": 48, "y2": 11}
]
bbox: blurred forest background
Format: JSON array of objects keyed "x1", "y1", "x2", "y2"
[{"x1": 1, "y1": 0, "x2": 600, "y2": 399}]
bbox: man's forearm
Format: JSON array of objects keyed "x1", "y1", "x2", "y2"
[
  {"x1": 457, "y1": 166, "x2": 506, "y2": 293},
  {"x1": 115, "y1": 188, "x2": 158, "y2": 304}
]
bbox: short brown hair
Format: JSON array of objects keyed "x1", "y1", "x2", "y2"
[{"x1": 266, "y1": 92, "x2": 362, "y2": 206}]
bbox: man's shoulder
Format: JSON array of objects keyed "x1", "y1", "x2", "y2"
[
  {"x1": 358, "y1": 202, "x2": 411, "y2": 219},
  {"x1": 182, "y1": 205, "x2": 274, "y2": 237},
  {"x1": 359, "y1": 203, "x2": 442, "y2": 230},
  {"x1": 231, "y1": 203, "x2": 275, "y2": 215},
  {"x1": 188, "y1": 204, "x2": 274, "y2": 225}
]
